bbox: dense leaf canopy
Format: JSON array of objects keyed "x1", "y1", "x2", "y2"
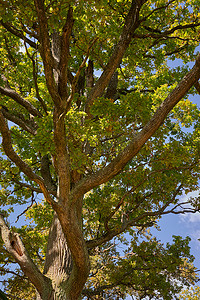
[{"x1": 0, "y1": 0, "x2": 200, "y2": 299}]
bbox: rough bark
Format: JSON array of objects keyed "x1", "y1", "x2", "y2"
[{"x1": 36, "y1": 215, "x2": 72, "y2": 300}]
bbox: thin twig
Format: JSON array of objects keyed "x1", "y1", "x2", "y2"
[{"x1": 15, "y1": 191, "x2": 37, "y2": 223}]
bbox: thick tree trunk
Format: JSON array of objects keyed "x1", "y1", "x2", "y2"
[{"x1": 36, "y1": 214, "x2": 73, "y2": 300}]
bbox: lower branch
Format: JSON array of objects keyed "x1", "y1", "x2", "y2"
[{"x1": 0, "y1": 215, "x2": 52, "y2": 298}]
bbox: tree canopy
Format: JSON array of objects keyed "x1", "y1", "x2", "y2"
[{"x1": 0, "y1": 0, "x2": 200, "y2": 299}]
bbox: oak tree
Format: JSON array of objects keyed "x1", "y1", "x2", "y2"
[{"x1": 0, "y1": 0, "x2": 200, "y2": 299}]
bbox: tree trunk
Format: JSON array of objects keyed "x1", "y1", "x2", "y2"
[{"x1": 36, "y1": 214, "x2": 73, "y2": 300}]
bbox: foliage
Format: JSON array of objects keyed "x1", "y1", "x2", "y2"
[
  {"x1": 179, "y1": 286, "x2": 200, "y2": 299},
  {"x1": 0, "y1": 0, "x2": 200, "y2": 299}
]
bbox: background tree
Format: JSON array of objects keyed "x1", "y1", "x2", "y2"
[{"x1": 0, "y1": 0, "x2": 200, "y2": 299}]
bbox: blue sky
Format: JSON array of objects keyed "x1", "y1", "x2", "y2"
[
  {"x1": 152, "y1": 190, "x2": 200, "y2": 269},
  {"x1": 162, "y1": 56, "x2": 200, "y2": 275}
]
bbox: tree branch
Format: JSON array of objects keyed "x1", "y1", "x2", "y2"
[
  {"x1": 194, "y1": 80, "x2": 200, "y2": 94},
  {"x1": 40, "y1": 155, "x2": 57, "y2": 192},
  {"x1": 137, "y1": 22, "x2": 200, "y2": 39},
  {"x1": 0, "y1": 111, "x2": 55, "y2": 207},
  {"x1": 0, "y1": 20, "x2": 38, "y2": 49},
  {"x1": 33, "y1": 0, "x2": 61, "y2": 105},
  {"x1": 86, "y1": 0, "x2": 147, "y2": 115},
  {"x1": 71, "y1": 53, "x2": 200, "y2": 202},
  {"x1": 19, "y1": 20, "x2": 39, "y2": 40},
  {"x1": 0, "y1": 106, "x2": 37, "y2": 135},
  {"x1": 82, "y1": 284, "x2": 116, "y2": 297},
  {"x1": 0, "y1": 214, "x2": 52, "y2": 298},
  {"x1": 86, "y1": 185, "x2": 185, "y2": 249},
  {"x1": 0, "y1": 85, "x2": 42, "y2": 118},
  {"x1": 58, "y1": 6, "x2": 74, "y2": 100},
  {"x1": 64, "y1": 37, "x2": 98, "y2": 114},
  {"x1": 13, "y1": 179, "x2": 43, "y2": 194},
  {"x1": 140, "y1": 0, "x2": 179, "y2": 23}
]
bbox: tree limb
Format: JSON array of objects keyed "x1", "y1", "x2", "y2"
[
  {"x1": 136, "y1": 22, "x2": 200, "y2": 39},
  {"x1": 0, "y1": 214, "x2": 52, "y2": 298},
  {"x1": 0, "y1": 20, "x2": 38, "y2": 49},
  {"x1": 82, "y1": 284, "x2": 116, "y2": 297},
  {"x1": 86, "y1": 185, "x2": 187, "y2": 249},
  {"x1": 194, "y1": 80, "x2": 200, "y2": 94},
  {"x1": 13, "y1": 179, "x2": 43, "y2": 194},
  {"x1": 0, "y1": 85, "x2": 42, "y2": 118},
  {"x1": 58, "y1": 6, "x2": 74, "y2": 100},
  {"x1": 71, "y1": 53, "x2": 200, "y2": 202},
  {"x1": 34, "y1": 0, "x2": 61, "y2": 105},
  {"x1": 86, "y1": 0, "x2": 147, "y2": 115},
  {"x1": 40, "y1": 155, "x2": 57, "y2": 192},
  {"x1": 64, "y1": 37, "x2": 98, "y2": 114},
  {"x1": 0, "y1": 106, "x2": 37, "y2": 135}
]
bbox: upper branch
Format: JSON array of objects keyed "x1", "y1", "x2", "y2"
[
  {"x1": 0, "y1": 214, "x2": 52, "y2": 298},
  {"x1": 86, "y1": 0, "x2": 147, "y2": 115},
  {"x1": 58, "y1": 6, "x2": 74, "y2": 100},
  {"x1": 34, "y1": 0, "x2": 60, "y2": 104},
  {"x1": 134, "y1": 22, "x2": 200, "y2": 39},
  {"x1": 65, "y1": 37, "x2": 98, "y2": 113},
  {"x1": 71, "y1": 53, "x2": 200, "y2": 202}
]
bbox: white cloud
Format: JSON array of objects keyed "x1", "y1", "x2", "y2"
[
  {"x1": 179, "y1": 190, "x2": 200, "y2": 224},
  {"x1": 180, "y1": 190, "x2": 200, "y2": 203},
  {"x1": 190, "y1": 229, "x2": 200, "y2": 242}
]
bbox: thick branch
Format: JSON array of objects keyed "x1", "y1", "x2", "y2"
[
  {"x1": 53, "y1": 111, "x2": 70, "y2": 202},
  {"x1": 34, "y1": 0, "x2": 61, "y2": 104},
  {"x1": 86, "y1": 0, "x2": 147, "y2": 115},
  {"x1": 0, "y1": 85, "x2": 42, "y2": 118},
  {"x1": 58, "y1": 6, "x2": 74, "y2": 100},
  {"x1": 194, "y1": 80, "x2": 200, "y2": 94},
  {"x1": 71, "y1": 53, "x2": 200, "y2": 202},
  {"x1": 0, "y1": 106, "x2": 37, "y2": 135},
  {"x1": 0, "y1": 215, "x2": 52, "y2": 298},
  {"x1": 0, "y1": 20, "x2": 38, "y2": 49},
  {"x1": 41, "y1": 155, "x2": 57, "y2": 192},
  {"x1": 65, "y1": 37, "x2": 98, "y2": 113}
]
